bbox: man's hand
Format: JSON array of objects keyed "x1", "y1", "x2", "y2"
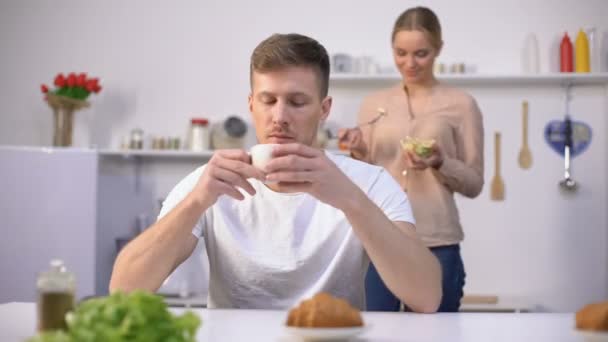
[
  {"x1": 263, "y1": 143, "x2": 358, "y2": 211},
  {"x1": 191, "y1": 149, "x2": 266, "y2": 207}
]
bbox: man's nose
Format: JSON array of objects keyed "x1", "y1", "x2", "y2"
[{"x1": 271, "y1": 101, "x2": 289, "y2": 125}]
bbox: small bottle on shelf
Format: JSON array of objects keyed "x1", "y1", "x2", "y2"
[
  {"x1": 575, "y1": 29, "x2": 590, "y2": 73},
  {"x1": 586, "y1": 27, "x2": 600, "y2": 72},
  {"x1": 522, "y1": 33, "x2": 540, "y2": 74},
  {"x1": 129, "y1": 128, "x2": 144, "y2": 149},
  {"x1": 560, "y1": 32, "x2": 574, "y2": 73},
  {"x1": 187, "y1": 118, "x2": 210, "y2": 151}
]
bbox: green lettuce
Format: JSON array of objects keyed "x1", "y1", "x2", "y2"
[
  {"x1": 400, "y1": 136, "x2": 436, "y2": 158},
  {"x1": 27, "y1": 291, "x2": 201, "y2": 342}
]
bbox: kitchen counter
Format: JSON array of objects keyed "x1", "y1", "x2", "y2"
[{"x1": 0, "y1": 302, "x2": 590, "y2": 341}]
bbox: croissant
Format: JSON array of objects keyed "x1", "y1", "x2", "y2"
[
  {"x1": 286, "y1": 292, "x2": 363, "y2": 328},
  {"x1": 576, "y1": 301, "x2": 608, "y2": 331}
]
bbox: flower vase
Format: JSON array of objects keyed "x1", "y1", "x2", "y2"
[
  {"x1": 46, "y1": 93, "x2": 89, "y2": 147},
  {"x1": 53, "y1": 107, "x2": 75, "y2": 147}
]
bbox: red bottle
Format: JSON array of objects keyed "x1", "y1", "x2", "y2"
[{"x1": 560, "y1": 33, "x2": 573, "y2": 72}]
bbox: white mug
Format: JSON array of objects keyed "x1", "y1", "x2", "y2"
[{"x1": 250, "y1": 143, "x2": 279, "y2": 170}]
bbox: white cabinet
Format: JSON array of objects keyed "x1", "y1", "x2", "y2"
[{"x1": 0, "y1": 146, "x2": 214, "y2": 303}]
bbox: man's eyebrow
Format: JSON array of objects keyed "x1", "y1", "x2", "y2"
[
  {"x1": 256, "y1": 91, "x2": 274, "y2": 97},
  {"x1": 288, "y1": 92, "x2": 311, "y2": 98}
]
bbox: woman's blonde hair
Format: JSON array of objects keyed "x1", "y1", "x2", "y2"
[{"x1": 392, "y1": 7, "x2": 443, "y2": 51}]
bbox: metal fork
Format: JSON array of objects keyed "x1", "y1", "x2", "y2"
[{"x1": 355, "y1": 108, "x2": 387, "y2": 128}]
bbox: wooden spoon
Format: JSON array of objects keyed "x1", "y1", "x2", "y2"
[
  {"x1": 518, "y1": 101, "x2": 533, "y2": 169},
  {"x1": 490, "y1": 132, "x2": 505, "y2": 201}
]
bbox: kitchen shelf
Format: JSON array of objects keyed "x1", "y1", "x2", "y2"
[
  {"x1": 329, "y1": 72, "x2": 608, "y2": 86},
  {"x1": 99, "y1": 149, "x2": 215, "y2": 158}
]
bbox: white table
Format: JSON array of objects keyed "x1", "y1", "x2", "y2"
[{"x1": 0, "y1": 302, "x2": 587, "y2": 341}]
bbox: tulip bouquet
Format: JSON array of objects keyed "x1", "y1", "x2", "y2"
[
  {"x1": 41, "y1": 72, "x2": 102, "y2": 100},
  {"x1": 40, "y1": 73, "x2": 103, "y2": 146}
]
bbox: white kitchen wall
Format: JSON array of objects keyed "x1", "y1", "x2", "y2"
[
  {"x1": 1, "y1": 0, "x2": 606, "y2": 147},
  {"x1": 1, "y1": 0, "x2": 607, "y2": 311}
]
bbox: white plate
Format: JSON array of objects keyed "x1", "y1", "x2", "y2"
[
  {"x1": 577, "y1": 330, "x2": 608, "y2": 342},
  {"x1": 285, "y1": 325, "x2": 368, "y2": 340}
]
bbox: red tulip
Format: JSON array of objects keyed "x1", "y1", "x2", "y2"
[
  {"x1": 76, "y1": 73, "x2": 87, "y2": 87},
  {"x1": 93, "y1": 85, "x2": 102, "y2": 93},
  {"x1": 40, "y1": 84, "x2": 49, "y2": 93},
  {"x1": 54, "y1": 74, "x2": 65, "y2": 87},
  {"x1": 67, "y1": 73, "x2": 77, "y2": 87},
  {"x1": 85, "y1": 79, "x2": 96, "y2": 92}
]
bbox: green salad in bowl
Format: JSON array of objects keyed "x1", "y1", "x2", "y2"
[{"x1": 400, "y1": 136, "x2": 436, "y2": 158}]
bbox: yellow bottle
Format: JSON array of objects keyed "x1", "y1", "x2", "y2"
[{"x1": 575, "y1": 29, "x2": 590, "y2": 72}]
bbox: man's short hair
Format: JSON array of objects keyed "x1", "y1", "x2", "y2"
[{"x1": 250, "y1": 33, "x2": 330, "y2": 98}]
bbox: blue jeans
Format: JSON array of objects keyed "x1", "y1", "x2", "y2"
[{"x1": 365, "y1": 244, "x2": 466, "y2": 312}]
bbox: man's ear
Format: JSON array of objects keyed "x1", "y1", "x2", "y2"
[
  {"x1": 248, "y1": 94, "x2": 253, "y2": 114},
  {"x1": 320, "y1": 96, "x2": 332, "y2": 122}
]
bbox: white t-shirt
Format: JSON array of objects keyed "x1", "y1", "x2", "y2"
[{"x1": 159, "y1": 152, "x2": 414, "y2": 309}]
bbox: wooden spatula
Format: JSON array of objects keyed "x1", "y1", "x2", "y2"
[
  {"x1": 461, "y1": 295, "x2": 499, "y2": 305},
  {"x1": 491, "y1": 132, "x2": 505, "y2": 201},
  {"x1": 518, "y1": 101, "x2": 533, "y2": 169}
]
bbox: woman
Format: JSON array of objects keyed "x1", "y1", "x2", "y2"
[{"x1": 339, "y1": 6, "x2": 484, "y2": 312}]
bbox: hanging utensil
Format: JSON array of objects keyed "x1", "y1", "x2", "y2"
[
  {"x1": 518, "y1": 101, "x2": 533, "y2": 169},
  {"x1": 556, "y1": 84, "x2": 578, "y2": 192},
  {"x1": 543, "y1": 82, "x2": 592, "y2": 160},
  {"x1": 559, "y1": 115, "x2": 578, "y2": 192},
  {"x1": 490, "y1": 132, "x2": 505, "y2": 201}
]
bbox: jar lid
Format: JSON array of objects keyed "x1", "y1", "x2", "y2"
[
  {"x1": 37, "y1": 259, "x2": 76, "y2": 292},
  {"x1": 191, "y1": 118, "x2": 209, "y2": 126}
]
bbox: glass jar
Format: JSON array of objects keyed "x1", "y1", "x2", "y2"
[
  {"x1": 187, "y1": 118, "x2": 210, "y2": 151},
  {"x1": 129, "y1": 128, "x2": 144, "y2": 149},
  {"x1": 36, "y1": 259, "x2": 76, "y2": 332}
]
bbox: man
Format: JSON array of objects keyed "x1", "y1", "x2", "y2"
[{"x1": 110, "y1": 33, "x2": 442, "y2": 312}]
